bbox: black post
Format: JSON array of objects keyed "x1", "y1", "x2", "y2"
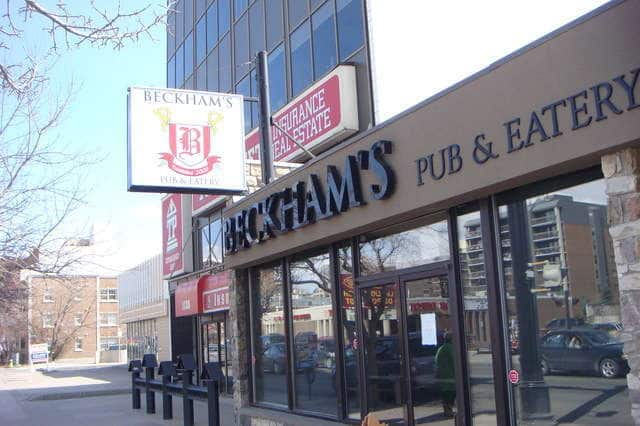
[
  {"x1": 206, "y1": 380, "x2": 220, "y2": 426},
  {"x1": 161, "y1": 374, "x2": 173, "y2": 420},
  {"x1": 182, "y1": 370, "x2": 195, "y2": 426},
  {"x1": 256, "y1": 50, "x2": 274, "y2": 184},
  {"x1": 131, "y1": 370, "x2": 141, "y2": 410},
  {"x1": 144, "y1": 366, "x2": 156, "y2": 414}
]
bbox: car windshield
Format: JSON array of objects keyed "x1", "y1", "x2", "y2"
[{"x1": 584, "y1": 330, "x2": 618, "y2": 345}]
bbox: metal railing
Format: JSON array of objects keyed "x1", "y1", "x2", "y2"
[
  {"x1": 532, "y1": 229, "x2": 559, "y2": 240},
  {"x1": 129, "y1": 353, "x2": 222, "y2": 426},
  {"x1": 530, "y1": 215, "x2": 556, "y2": 225}
]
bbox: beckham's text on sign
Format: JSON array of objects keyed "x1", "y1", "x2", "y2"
[
  {"x1": 127, "y1": 87, "x2": 247, "y2": 194},
  {"x1": 245, "y1": 65, "x2": 358, "y2": 162}
]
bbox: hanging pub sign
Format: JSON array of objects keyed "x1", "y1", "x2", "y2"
[
  {"x1": 162, "y1": 194, "x2": 193, "y2": 278},
  {"x1": 245, "y1": 65, "x2": 358, "y2": 162},
  {"x1": 127, "y1": 87, "x2": 247, "y2": 194}
]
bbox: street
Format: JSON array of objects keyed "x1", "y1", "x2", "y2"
[{"x1": 0, "y1": 364, "x2": 234, "y2": 426}]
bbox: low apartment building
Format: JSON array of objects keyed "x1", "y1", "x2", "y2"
[{"x1": 25, "y1": 274, "x2": 122, "y2": 363}]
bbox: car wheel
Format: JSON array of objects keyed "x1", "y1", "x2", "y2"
[
  {"x1": 540, "y1": 359, "x2": 550, "y2": 375},
  {"x1": 600, "y1": 358, "x2": 620, "y2": 378},
  {"x1": 273, "y1": 362, "x2": 283, "y2": 375}
]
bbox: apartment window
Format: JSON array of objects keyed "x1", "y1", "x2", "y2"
[
  {"x1": 235, "y1": 75, "x2": 252, "y2": 134},
  {"x1": 311, "y1": 1, "x2": 337, "y2": 78},
  {"x1": 100, "y1": 288, "x2": 117, "y2": 302},
  {"x1": 100, "y1": 313, "x2": 118, "y2": 326},
  {"x1": 74, "y1": 337, "x2": 83, "y2": 352},
  {"x1": 176, "y1": 42, "x2": 185, "y2": 86},
  {"x1": 234, "y1": 0, "x2": 248, "y2": 19},
  {"x1": 42, "y1": 313, "x2": 53, "y2": 328},
  {"x1": 288, "y1": 0, "x2": 309, "y2": 29},
  {"x1": 290, "y1": 20, "x2": 312, "y2": 96},
  {"x1": 206, "y1": 48, "x2": 219, "y2": 91},
  {"x1": 43, "y1": 289, "x2": 53, "y2": 303},
  {"x1": 249, "y1": 0, "x2": 265, "y2": 58},
  {"x1": 74, "y1": 313, "x2": 83, "y2": 327},
  {"x1": 268, "y1": 43, "x2": 286, "y2": 111},
  {"x1": 336, "y1": 0, "x2": 364, "y2": 61}
]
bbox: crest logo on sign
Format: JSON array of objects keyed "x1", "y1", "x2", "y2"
[{"x1": 155, "y1": 108, "x2": 223, "y2": 176}]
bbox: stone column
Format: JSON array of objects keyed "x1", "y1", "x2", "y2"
[
  {"x1": 229, "y1": 268, "x2": 251, "y2": 422},
  {"x1": 602, "y1": 147, "x2": 640, "y2": 423}
]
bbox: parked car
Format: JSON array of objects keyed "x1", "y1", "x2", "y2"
[
  {"x1": 262, "y1": 343, "x2": 287, "y2": 374},
  {"x1": 546, "y1": 318, "x2": 585, "y2": 330},
  {"x1": 539, "y1": 328, "x2": 629, "y2": 378},
  {"x1": 591, "y1": 322, "x2": 623, "y2": 337},
  {"x1": 260, "y1": 333, "x2": 285, "y2": 350}
]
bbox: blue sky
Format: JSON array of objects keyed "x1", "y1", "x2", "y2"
[{"x1": 31, "y1": 0, "x2": 609, "y2": 274}]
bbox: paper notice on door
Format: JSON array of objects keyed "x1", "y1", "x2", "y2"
[{"x1": 420, "y1": 313, "x2": 437, "y2": 346}]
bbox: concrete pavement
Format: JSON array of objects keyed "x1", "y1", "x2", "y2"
[{"x1": 0, "y1": 364, "x2": 235, "y2": 426}]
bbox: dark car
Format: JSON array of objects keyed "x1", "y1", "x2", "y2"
[
  {"x1": 539, "y1": 328, "x2": 629, "y2": 378},
  {"x1": 262, "y1": 343, "x2": 287, "y2": 374},
  {"x1": 545, "y1": 318, "x2": 585, "y2": 330}
]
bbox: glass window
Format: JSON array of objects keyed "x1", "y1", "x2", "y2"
[
  {"x1": 311, "y1": 1, "x2": 336, "y2": 78},
  {"x1": 196, "y1": 64, "x2": 207, "y2": 90},
  {"x1": 184, "y1": 74, "x2": 194, "y2": 90},
  {"x1": 249, "y1": 68, "x2": 259, "y2": 130},
  {"x1": 210, "y1": 215, "x2": 223, "y2": 264},
  {"x1": 100, "y1": 313, "x2": 118, "y2": 326},
  {"x1": 219, "y1": 34, "x2": 232, "y2": 92},
  {"x1": 234, "y1": 0, "x2": 248, "y2": 19},
  {"x1": 268, "y1": 43, "x2": 286, "y2": 111},
  {"x1": 184, "y1": 0, "x2": 194, "y2": 30},
  {"x1": 196, "y1": 15, "x2": 207, "y2": 65},
  {"x1": 75, "y1": 337, "x2": 83, "y2": 351},
  {"x1": 167, "y1": 55, "x2": 176, "y2": 88},
  {"x1": 206, "y1": 48, "x2": 219, "y2": 91},
  {"x1": 195, "y1": 0, "x2": 206, "y2": 18},
  {"x1": 336, "y1": 0, "x2": 364, "y2": 61},
  {"x1": 359, "y1": 216, "x2": 450, "y2": 275},
  {"x1": 206, "y1": 2, "x2": 219, "y2": 52},
  {"x1": 252, "y1": 263, "x2": 287, "y2": 406},
  {"x1": 167, "y1": 11, "x2": 176, "y2": 57},
  {"x1": 290, "y1": 20, "x2": 312, "y2": 96},
  {"x1": 184, "y1": 31, "x2": 194, "y2": 79},
  {"x1": 337, "y1": 243, "x2": 360, "y2": 419},
  {"x1": 234, "y1": 13, "x2": 250, "y2": 79},
  {"x1": 219, "y1": 0, "x2": 231, "y2": 36},
  {"x1": 235, "y1": 75, "x2": 252, "y2": 134},
  {"x1": 74, "y1": 313, "x2": 83, "y2": 326},
  {"x1": 289, "y1": 250, "x2": 337, "y2": 415},
  {"x1": 176, "y1": 0, "x2": 185, "y2": 44},
  {"x1": 199, "y1": 217, "x2": 211, "y2": 266},
  {"x1": 497, "y1": 178, "x2": 631, "y2": 425},
  {"x1": 456, "y1": 209, "x2": 496, "y2": 423},
  {"x1": 176, "y1": 43, "x2": 185, "y2": 86},
  {"x1": 288, "y1": 0, "x2": 308, "y2": 29},
  {"x1": 311, "y1": 0, "x2": 325, "y2": 10},
  {"x1": 249, "y1": 0, "x2": 265, "y2": 58},
  {"x1": 265, "y1": 0, "x2": 284, "y2": 50},
  {"x1": 100, "y1": 288, "x2": 118, "y2": 302}
]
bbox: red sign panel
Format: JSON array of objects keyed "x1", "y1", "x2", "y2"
[
  {"x1": 245, "y1": 66, "x2": 356, "y2": 162},
  {"x1": 175, "y1": 279, "x2": 200, "y2": 317},
  {"x1": 192, "y1": 194, "x2": 224, "y2": 215},
  {"x1": 162, "y1": 194, "x2": 183, "y2": 277},
  {"x1": 508, "y1": 369, "x2": 520, "y2": 384},
  {"x1": 202, "y1": 271, "x2": 231, "y2": 313},
  {"x1": 340, "y1": 274, "x2": 355, "y2": 309}
]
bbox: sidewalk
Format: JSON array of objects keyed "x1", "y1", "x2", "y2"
[{"x1": 0, "y1": 365, "x2": 235, "y2": 426}]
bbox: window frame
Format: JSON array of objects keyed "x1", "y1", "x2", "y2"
[{"x1": 100, "y1": 288, "x2": 118, "y2": 302}]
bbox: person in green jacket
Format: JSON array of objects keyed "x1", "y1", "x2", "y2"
[{"x1": 435, "y1": 331, "x2": 456, "y2": 418}]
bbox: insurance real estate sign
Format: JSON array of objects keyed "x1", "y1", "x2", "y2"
[{"x1": 127, "y1": 87, "x2": 247, "y2": 194}]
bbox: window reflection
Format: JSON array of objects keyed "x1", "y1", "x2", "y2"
[
  {"x1": 289, "y1": 250, "x2": 337, "y2": 415},
  {"x1": 359, "y1": 218, "x2": 450, "y2": 275},
  {"x1": 252, "y1": 264, "x2": 287, "y2": 406},
  {"x1": 499, "y1": 179, "x2": 631, "y2": 425}
]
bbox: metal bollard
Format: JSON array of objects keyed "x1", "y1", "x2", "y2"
[
  {"x1": 158, "y1": 361, "x2": 175, "y2": 420},
  {"x1": 182, "y1": 369, "x2": 195, "y2": 426},
  {"x1": 128, "y1": 360, "x2": 142, "y2": 410},
  {"x1": 142, "y1": 354, "x2": 158, "y2": 414},
  {"x1": 206, "y1": 379, "x2": 220, "y2": 426}
]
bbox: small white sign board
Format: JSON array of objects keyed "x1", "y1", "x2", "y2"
[
  {"x1": 29, "y1": 343, "x2": 49, "y2": 365},
  {"x1": 420, "y1": 313, "x2": 438, "y2": 346}
]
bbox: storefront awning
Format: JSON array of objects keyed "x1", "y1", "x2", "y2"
[{"x1": 174, "y1": 271, "x2": 231, "y2": 317}]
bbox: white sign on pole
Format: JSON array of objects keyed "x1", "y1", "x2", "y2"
[
  {"x1": 127, "y1": 87, "x2": 247, "y2": 194},
  {"x1": 420, "y1": 313, "x2": 438, "y2": 346},
  {"x1": 29, "y1": 343, "x2": 49, "y2": 364}
]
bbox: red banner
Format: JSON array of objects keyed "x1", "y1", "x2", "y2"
[
  {"x1": 202, "y1": 271, "x2": 231, "y2": 313},
  {"x1": 175, "y1": 279, "x2": 200, "y2": 317},
  {"x1": 162, "y1": 194, "x2": 183, "y2": 277}
]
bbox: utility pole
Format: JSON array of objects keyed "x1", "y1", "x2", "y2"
[{"x1": 256, "y1": 51, "x2": 275, "y2": 185}]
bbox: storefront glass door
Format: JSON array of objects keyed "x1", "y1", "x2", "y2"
[
  {"x1": 200, "y1": 314, "x2": 232, "y2": 393},
  {"x1": 358, "y1": 265, "x2": 456, "y2": 426}
]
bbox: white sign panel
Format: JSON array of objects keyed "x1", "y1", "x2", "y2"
[
  {"x1": 30, "y1": 343, "x2": 49, "y2": 364},
  {"x1": 420, "y1": 313, "x2": 438, "y2": 346},
  {"x1": 127, "y1": 87, "x2": 247, "y2": 194}
]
